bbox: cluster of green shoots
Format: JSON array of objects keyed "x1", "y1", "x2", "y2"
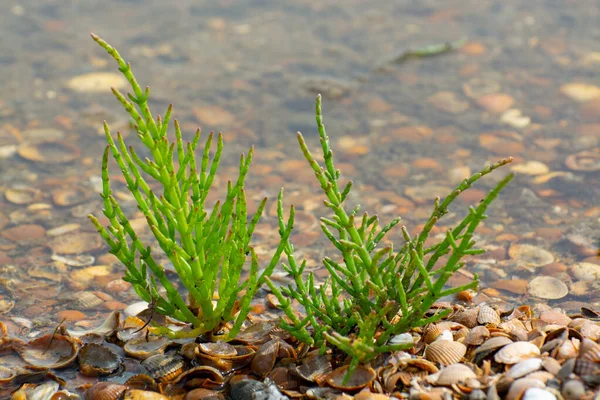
[
  {"x1": 88, "y1": 34, "x2": 293, "y2": 340},
  {"x1": 88, "y1": 35, "x2": 512, "y2": 374},
  {"x1": 267, "y1": 96, "x2": 513, "y2": 377}
]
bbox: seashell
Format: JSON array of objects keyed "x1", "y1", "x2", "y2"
[
  {"x1": 465, "y1": 326, "x2": 490, "y2": 346},
  {"x1": 230, "y1": 378, "x2": 287, "y2": 400},
  {"x1": 450, "y1": 308, "x2": 480, "y2": 328},
  {"x1": 508, "y1": 243, "x2": 554, "y2": 267},
  {"x1": 164, "y1": 365, "x2": 224, "y2": 393},
  {"x1": 11, "y1": 382, "x2": 60, "y2": 400},
  {"x1": 186, "y1": 388, "x2": 223, "y2": 400},
  {"x1": 195, "y1": 343, "x2": 255, "y2": 372},
  {"x1": 423, "y1": 322, "x2": 457, "y2": 344},
  {"x1": 495, "y1": 341, "x2": 541, "y2": 364},
  {"x1": 0, "y1": 365, "x2": 16, "y2": 384},
  {"x1": 540, "y1": 357, "x2": 561, "y2": 376},
  {"x1": 141, "y1": 354, "x2": 186, "y2": 383},
  {"x1": 276, "y1": 339, "x2": 297, "y2": 360},
  {"x1": 5, "y1": 186, "x2": 42, "y2": 204},
  {"x1": 500, "y1": 319, "x2": 529, "y2": 342},
  {"x1": 424, "y1": 340, "x2": 467, "y2": 366},
  {"x1": 18, "y1": 141, "x2": 81, "y2": 164},
  {"x1": 85, "y1": 382, "x2": 128, "y2": 400},
  {"x1": 51, "y1": 253, "x2": 95, "y2": 267},
  {"x1": 123, "y1": 389, "x2": 169, "y2": 400},
  {"x1": 427, "y1": 364, "x2": 476, "y2": 386},
  {"x1": 124, "y1": 336, "x2": 171, "y2": 360},
  {"x1": 539, "y1": 310, "x2": 571, "y2": 326},
  {"x1": 125, "y1": 374, "x2": 158, "y2": 391},
  {"x1": 233, "y1": 322, "x2": 276, "y2": 345},
  {"x1": 578, "y1": 320, "x2": 600, "y2": 341},
  {"x1": 565, "y1": 149, "x2": 600, "y2": 172},
  {"x1": 522, "y1": 388, "x2": 557, "y2": 400},
  {"x1": 474, "y1": 336, "x2": 514, "y2": 364},
  {"x1": 506, "y1": 358, "x2": 543, "y2": 380},
  {"x1": 524, "y1": 371, "x2": 555, "y2": 383},
  {"x1": 528, "y1": 276, "x2": 568, "y2": 300},
  {"x1": 13, "y1": 334, "x2": 78, "y2": 369},
  {"x1": 78, "y1": 343, "x2": 120, "y2": 376},
  {"x1": 506, "y1": 378, "x2": 545, "y2": 400},
  {"x1": 68, "y1": 310, "x2": 120, "y2": 338},
  {"x1": 571, "y1": 262, "x2": 600, "y2": 282},
  {"x1": 579, "y1": 337, "x2": 600, "y2": 361},
  {"x1": 477, "y1": 305, "x2": 501, "y2": 325},
  {"x1": 296, "y1": 354, "x2": 332, "y2": 382},
  {"x1": 251, "y1": 338, "x2": 279, "y2": 376},
  {"x1": 77, "y1": 291, "x2": 104, "y2": 309},
  {"x1": 50, "y1": 389, "x2": 82, "y2": 400},
  {"x1": 573, "y1": 358, "x2": 600, "y2": 377},
  {"x1": 325, "y1": 364, "x2": 376, "y2": 392},
  {"x1": 551, "y1": 339, "x2": 578, "y2": 362}
]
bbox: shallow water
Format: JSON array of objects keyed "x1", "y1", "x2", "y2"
[{"x1": 0, "y1": 0, "x2": 599, "y2": 343}]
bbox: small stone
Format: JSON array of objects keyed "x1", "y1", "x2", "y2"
[
  {"x1": 560, "y1": 82, "x2": 600, "y2": 102},
  {"x1": 501, "y1": 109, "x2": 531, "y2": 129},
  {"x1": 1, "y1": 224, "x2": 46, "y2": 242},
  {"x1": 67, "y1": 72, "x2": 128, "y2": 93},
  {"x1": 411, "y1": 158, "x2": 442, "y2": 170},
  {"x1": 511, "y1": 161, "x2": 549, "y2": 176},
  {"x1": 57, "y1": 310, "x2": 87, "y2": 322},
  {"x1": 103, "y1": 301, "x2": 127, "y2": 311},
  {"x1": 448, "y1": 166, "x2": 472, "y2": 184},
  {"x1": 193, "y1": 106, "x2": 235, "y2": 126},
  {"x1": 427, "y1": 91, "x2": 469, "y2": 114},
  {"x1": 476, "y1": 93, "x2": 514, "y2": 113},
  {"x1": 105, "y1": 279, "x2": 132, "y2": 294}
]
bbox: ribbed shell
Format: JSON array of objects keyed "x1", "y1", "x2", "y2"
[
  {"x1": 424, "y1": 340, "x2": 466, "y2": 365},
  {"x1": 141, "y1": 354, "x2": 186, "y2": 383},
  {"x1": 432, "y1": 364, "x2": 476, "y2": 386},
  {"x1": 78, "y1": 343, "x2": 120, "y2": 377},
  {"x1": 477, "y1": 305, "x2": 501, "y2": 325},
  {"x1": 85, "y1": 382, "x2": 128, "y2": 400}
]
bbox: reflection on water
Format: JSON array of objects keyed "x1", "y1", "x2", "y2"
[{"x1": 0, "y1": 0, "x2": 599, "y2": 342}]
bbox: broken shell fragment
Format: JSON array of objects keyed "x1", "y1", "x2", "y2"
[
  {"x1": 325, "y1": 365, "x2": 376, "y2": 392},
  {"x1": 124, "y1": 336, "x2": 171, "y2": 360}
]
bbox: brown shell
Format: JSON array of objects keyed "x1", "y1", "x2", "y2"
[
  {"x1": 124, "y1": 336, "x2": 171, "y2": 360},
  {"x1": 450, "y1": 308, "x2": 480, "y2": 328},
  {"x1": 125, "y1": 374, "x2": 158, "y2": 391},
  {"x1": 424, "y1": 340, "x2": 467, "y2": 366},
  {"x1": 78, "y1": 343, "x2": 121, "y2": 377},
  {"x1": 251, "y1": 338, "x2": 279, "y2": 376},
  {"x1": 477, "y1": 305, "x2": 501, "y2": 325},
  {"x1": 465, "y1": 326, "x2": 491, "y2": 346},
  {"x1": 14, "y1": 334, "x2": 79, "y2": 370},
  {"x1": 194, "y1": 344, "x2": 255, "y2": 372},
  {"x1": 123, "y1": 390, "x2": 169, "y2": 400},
  {"x1": 296, "y1": 354, "x2": 332, "y2": 382},
  {"x1": 141, "y1": 354, "x2": 186, "y2": 383},
  {"x1": 325, "y1": 364, "x2": 376, "y2": 392},
  {"x1": 85, "y1": 382, "x2": 128, "y2": 400}
]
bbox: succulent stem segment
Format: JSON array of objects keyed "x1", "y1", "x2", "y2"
[
  {"x1": 267, "y1": 94, "x2": 513, "y2": 382},
  {"x1": 88, "y1": 34, "x2": 293, "y2": 340}
]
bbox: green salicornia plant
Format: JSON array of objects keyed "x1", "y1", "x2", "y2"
[
  {"x1": 88, "y1": 34, "x2": 293, "y2": 340},
  {"x1": 267, "y1": 95, "x2": 513, "y2": 378}
]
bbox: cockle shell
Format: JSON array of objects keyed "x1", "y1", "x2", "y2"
[
  {"x1": 424, "y1": 340, "x2": 467, "y2": 365},
  {"x1": 495, "y1": 341, "x2": 540, "y2": 364},
  {"x1": 427, "y1": 364, "x2": 476, "y2": 386},
  {"x1": 141, "y1": 354, "x2": 186, "y2": 383},
  {"x1": 85, "y1": 382, "x2": 128, "y2": 400},
  {"x1": 477, "y1": 305, "x2": 501, "y2": 325},
  {"x1": 78, "y1": 343, "x2": 121, "y2": 376},
  {"x1": 506, "y1": 358, "x2": 543, "y2": 380}
]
